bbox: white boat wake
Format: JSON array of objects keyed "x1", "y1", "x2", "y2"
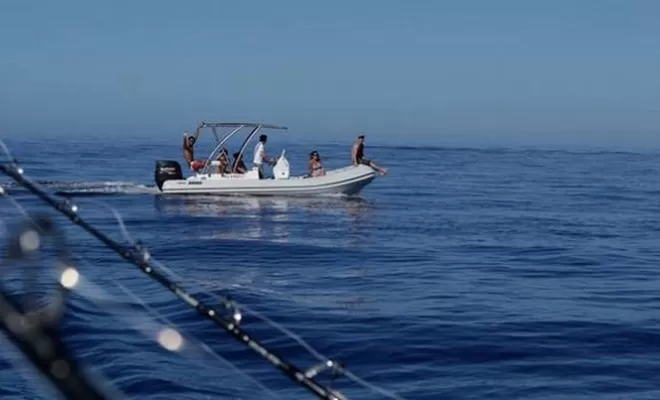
[
  {"x1": 0, "y1": 179, "x2": 368, "y2": 200},
  {"x1": 1, "y1": 180, "x2": 160, "y2": 196}
]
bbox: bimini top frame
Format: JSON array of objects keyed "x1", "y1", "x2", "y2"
[{"x1": 191, "y1": 121, "x2": 288, "y2": 175}]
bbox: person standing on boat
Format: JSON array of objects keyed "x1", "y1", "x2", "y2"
[
  {"x1": 183, "y1": 131, "x2": 205, "y2": 171},
  {"x1": 253, "y1": 134, "x2": 276, "y2": 179},
  {"x1": 351, "y1": 134, "x2": 387, "y2": 175}
]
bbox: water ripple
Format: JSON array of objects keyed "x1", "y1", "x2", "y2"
[{"x1": 2, "y1": 138, "x2": 660, "y2": 399}]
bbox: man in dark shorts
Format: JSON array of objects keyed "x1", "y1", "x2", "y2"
[{"x1": 351, "y1": 134, "x2": 387, "y2": 175}]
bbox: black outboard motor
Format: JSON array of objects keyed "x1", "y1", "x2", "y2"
[{"x1": 154, "y1": 160, "x2": 183, "y2": 190}]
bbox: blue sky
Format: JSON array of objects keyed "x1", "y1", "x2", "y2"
[{"x1": 0, "y1": 0, "x2": 658, "y2": 148}]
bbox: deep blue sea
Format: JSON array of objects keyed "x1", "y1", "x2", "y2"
[{"x1": 2, "y1": 134, "x2": 660, "y2": 400}]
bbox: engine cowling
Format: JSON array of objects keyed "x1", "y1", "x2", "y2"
[{"x1": 154, "y1": 160, "x2": 183, "y2": 190}]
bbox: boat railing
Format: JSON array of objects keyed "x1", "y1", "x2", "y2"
[{"x1": 200, "y1": 125, "x2": 245, "y2": 175}]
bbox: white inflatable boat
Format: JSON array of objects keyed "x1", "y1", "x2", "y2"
[{"x1": 154, "y1": 121, "x2": 378, "y2": 196}]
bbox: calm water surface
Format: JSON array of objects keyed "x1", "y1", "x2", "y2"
[{"x1": 1, "y1": 135, "x2": 660, "y2": 400}]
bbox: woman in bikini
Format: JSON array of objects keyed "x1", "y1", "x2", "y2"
[
  {"x1": 307, "y1": 150, "x2": 326, "y2": 177},
  {"x1": 216, "y1": 147, "x2": 231, "y2": 175}
]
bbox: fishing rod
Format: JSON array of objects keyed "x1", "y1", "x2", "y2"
[
  {"x1": 0, "y1": 214, "x2": 113, "y2": 400},
  {"x1": 0, "y1": 160, "x2": 348, "y2": 399},
  {"x1": 1, "y1": 195, "x2": 279, "y2": 400}
]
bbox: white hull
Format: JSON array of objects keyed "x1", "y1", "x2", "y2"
[{"x1": 160, "y1": 164, "x2": 377, "y2": 196}]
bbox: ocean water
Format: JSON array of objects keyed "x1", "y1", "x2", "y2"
[{"x1": 1, "y1": 134, "x2": 660, "y2": 400}]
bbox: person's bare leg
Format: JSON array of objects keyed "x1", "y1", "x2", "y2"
[{"x1": 369, "y1": 161, "x2": 388, "y2": 175}]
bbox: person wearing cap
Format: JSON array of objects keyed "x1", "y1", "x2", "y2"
[{"x1": 351, "y1": 134, "x2": 387, "y2": 175}]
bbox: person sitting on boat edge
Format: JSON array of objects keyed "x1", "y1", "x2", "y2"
[
  {"x1": 351, "y1": 134, "x2": 387, "y2": 175},
  {"x1": 253, "y1": 134, "x2": 276, "y2": 179},
  {"x1": 307, "y1": 150, "x2": 326, "y2": 177},
  {"x1": 232, "y1": 152, "x2": 248, "y2": 173},
  {"x1": 183, "y1": 131, "x2": 206, "y2": 171}
]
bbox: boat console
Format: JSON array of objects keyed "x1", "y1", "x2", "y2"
[{"x1": 272, "y1": 150, "x2": 290, "y2": 179}]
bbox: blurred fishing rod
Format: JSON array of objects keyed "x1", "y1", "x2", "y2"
[
  {"x1": 0, "y1": 141, "x2": 404, "y2": 400},
  {"x1": 0, "y1": 214, "x2": 114, "y2": 399},
  {"x1": 0, "y1": 190, "x2": 278, "y2": 400}
]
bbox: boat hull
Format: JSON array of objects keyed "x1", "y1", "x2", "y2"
[{"x1": 159, "y1": 164, "x2": 376, "y2": 196}]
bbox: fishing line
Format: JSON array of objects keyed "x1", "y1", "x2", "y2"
[
  {"x1": 113, "y1": 283, "x2": 281, "y2": 398},
  {"x1": 2, "y1": 184, "x2": 288, "y2": 399},
  {"x1": 0, "y1": 214, "x2": 117, "y2": 400},
  {"x1": 145, "y1": 256, "x2": 405, "y2": 399},
  {"x1": 0, "y1": 195, "x2": 133, "y2": 400},
  {"x1": 0, "y1": 144, "x2": 356, "y2": 400},
  {"x1": 96, "y1": 198, "x2": 404, "y2": 399}
]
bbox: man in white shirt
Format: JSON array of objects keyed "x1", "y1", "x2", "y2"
[{"x1": 252, "y1": 134, "x2": 275, "y2": 178}]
